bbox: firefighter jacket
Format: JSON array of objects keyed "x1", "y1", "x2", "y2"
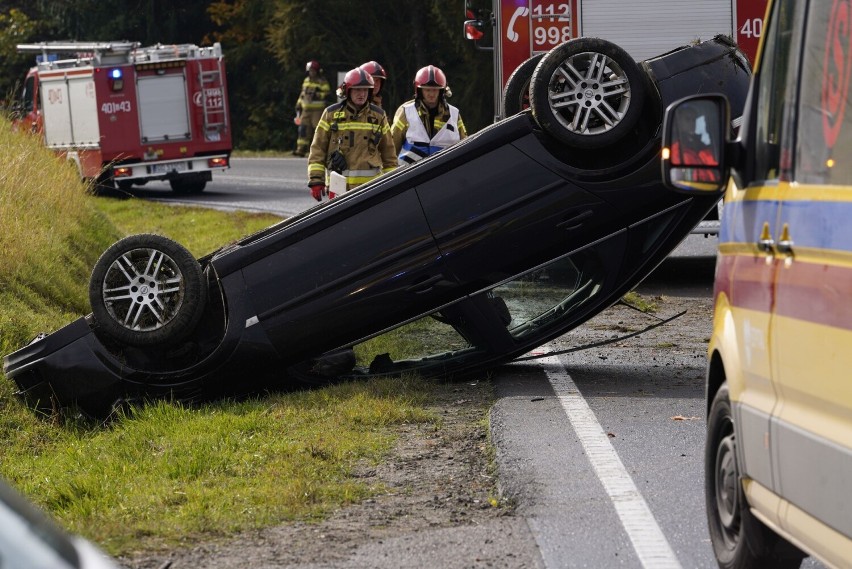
[
  {"x1": 308, "y1": 101, "x2": 397, "y2": 191},
  {"x1": 297, "y1": 75, "x2": 331, "y2": 113},
  {"x1": 392, "y1": 99, "x2": 467, "y2": 166}
]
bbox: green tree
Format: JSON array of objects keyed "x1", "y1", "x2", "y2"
[
  {"x1": 0, "y1": 0, "x2": 495, "y2": 149},
  {"x1": 265, "y1": 0, "x2": 493, "y2": 136},
  {"x1": 0, "y1": 8, "x2": 37, "y2": 104},
  {"x1": 208, "y1": 0, "x2": 292, "y2": 149}
]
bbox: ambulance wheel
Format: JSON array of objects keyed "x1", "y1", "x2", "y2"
[
  {"x1": 705, "y1": 384, "x2": 805, "y2": 569},
  {"x1": 89, "y1": 234, "x2": 208, "y2": 347},
  {"x1": 170, "y1": 177, "x2": 207, "y2": 194},
  {"x1": 530, "y1": 38, "x2": 645, "y2": 148},
  {"x1": 503, "y1": 53, "x2": 545, "y2": 117}
]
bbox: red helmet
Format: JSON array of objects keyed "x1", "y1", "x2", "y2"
[
  {"x1": 359, "y1": 61, "x2": 387, "y2": 80},
  {"x1": 341, "y1": 67, "x2": 374, "y2": 98},
  {"x1": 413, "y1": 65, "x2": 448, "y2": 96},
  {"x1": 306, "y1": 60, "x2": 321, "y2": 72}
]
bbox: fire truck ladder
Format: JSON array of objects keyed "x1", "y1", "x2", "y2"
[{"x1": 199, "y1": 64, "x2": 228, "y2": 136}]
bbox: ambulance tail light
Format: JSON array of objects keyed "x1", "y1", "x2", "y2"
[{"x1": 208, "y1": 157, "x2": 229, "y2": 168}]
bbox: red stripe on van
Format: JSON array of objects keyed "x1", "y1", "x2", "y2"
[{"x1": 720, "y1": 254, "x2": 852, "y2": 331}]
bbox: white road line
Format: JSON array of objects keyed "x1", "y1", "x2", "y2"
[{"x1": 541, "y1": 352, "x2": 682, "y2": 569}]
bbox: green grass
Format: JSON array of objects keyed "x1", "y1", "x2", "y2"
[
  {"x1": 0, "y1": 379, "x2": 438, "y2": 554},
  {"x1": 92, "y1": 196, "x2": 281, "y2": 257},
  {"x1": 621, "y1": 291, "x2": 659, "y2": 314},
  {"x1": 0, "y1": 121, "x2": 470, "y2": 556}
]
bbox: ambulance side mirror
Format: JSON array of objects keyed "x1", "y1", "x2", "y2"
[
  {"x1": 662, "y1": 95, "x2": 730, "y2": 194},
  {"x1": 464, "y1": 19, "x2": 485, "y2": 40}
]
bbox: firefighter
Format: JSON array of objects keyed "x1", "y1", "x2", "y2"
[
  {"x1": 392, "y1": 65, "x2": 467, "y2": 167},
  {"x1": 294, "y1": 60, "x2": 331, "y2": 157},
  {"x1": 359, "y1": 61, "x2": 388, "y2": 110},
  {"x1": 307, "y1": 68, "x2": 397, "y2": 200}
]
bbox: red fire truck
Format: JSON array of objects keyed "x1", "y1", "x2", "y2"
[
  {"x1": 14, "y1": 41, "x2": 232, "y2": 193},
  {"x1": 464, "y1": 0, "x2": 768, "y2": 121}
]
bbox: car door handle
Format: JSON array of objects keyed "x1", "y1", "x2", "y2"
[
  {"x1": 756, "y1": 221, "x2": 774, "y2": 253},
  {"x1": 776, "y1": 224, "x2": 794, "y2": 255},
  {"x1": 557, "y1": 209, "x2": 594, "y2": 230},
  {"x1": 406, "y1": 274, "x2": 445, "y2": 294}
]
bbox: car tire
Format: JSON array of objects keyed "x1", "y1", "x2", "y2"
[
  {"x1": 169, "y1": 177, "x2": 207, "y2": 194},
  {"x1": 503, "y1": 53, "x2": 545, "y2": 117},
  {"x1": 89, "y1": 234, "x2": 208, "y2": 347},
  {"x1": 530, "y1": 38, "x2": 646, "y2": 148},
  {"x1": 705, "y1": 384, "x2": 805, "y2": 569}
]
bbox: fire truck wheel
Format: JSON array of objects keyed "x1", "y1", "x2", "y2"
[
  {"x1": 89, "y1": 234, "x2": 208, "y2": 347},
  {"x1": 503, "y1": 53, "x2": 545, "y2": 117},
  {"x1": 117, "y1": 180, "x2": 134, "y2": 192},
  {"x1": 530, "y1": 38, "x2": 646, "y2": 149},
  {"x1": 169, "y1": 177, "x2": 207, "y2": 194}
]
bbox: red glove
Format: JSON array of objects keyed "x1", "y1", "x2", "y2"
[
  {"x1": 310, "y1": 184, "x2": 326, "y2": 202},
  {"x1": 328, "y1": 191, "x2": 337, "y2": 200}
]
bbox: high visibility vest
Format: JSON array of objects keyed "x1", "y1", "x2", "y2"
[{"x1": 397, "y1": 102, "x2": 461, "y2": 166}]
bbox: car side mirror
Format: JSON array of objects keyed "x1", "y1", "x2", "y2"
[
  {"x1": 464, "y1": 19, "x2": 486, "y2": 40},
  {"x1": 662, "y1": 95, "x2": 730, "y2": 194}
]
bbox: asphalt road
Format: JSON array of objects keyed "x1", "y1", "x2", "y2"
[{"x1": 127, "y1": 157, "x2": 824, "y2": 568}]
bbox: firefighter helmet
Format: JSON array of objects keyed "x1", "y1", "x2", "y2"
[
  {"x1": 341, "y1": 67, "x2": 374, "y2": 98},
  {"x1": 414, "y1": 65, "x2": 449, "y2": 97},
  {"x1": 306, "y1": 60, "x2": 321, "y2": 73},
  {"x1": 359, "y1": 61, "x2": 387, "y2": 80}
]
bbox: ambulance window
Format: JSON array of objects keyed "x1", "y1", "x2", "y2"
[
  {"x1": 753, "y1": 0, "x2": 797, "y2": 182},
  {"x1": 795, "y1": 2, "x2": 852, "y2": 185}
]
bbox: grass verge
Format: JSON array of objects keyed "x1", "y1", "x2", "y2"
[{"x1": 0, "y1": 122, "x2": 464, "y2": 556}]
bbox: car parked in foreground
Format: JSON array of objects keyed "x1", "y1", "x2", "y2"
[
  {"x1": 0, "y1": 477, "x2": 119, "y2": 569},
  {"x1": 662, "y1": 0, "x2": 852, "y2": 567},
  {"x1": 5, "y1": 36, "x2": 750, "y2": 418}
]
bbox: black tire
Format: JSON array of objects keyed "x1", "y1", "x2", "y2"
[
  {"x1": 705, "y1": 384, "x2": 805, "y2": 569},
  {"x1": 169, "y1": 177, "x2": 207, "y2": 194},
  {"x1": 89, "y1": 172, "x2": 116, "y2": 197},
  {"x1": 89, "y1": 234, "x2": 208, "y2": 347},
  {"x1": 530, "y1": 38, "x2": 646, "y2": 148},
  {"x1": 503, "y1": 53, "x2": 545, "y2": 117},
  {"x1": 117, "y1": 180, "x2": 134, "y2": 192}
]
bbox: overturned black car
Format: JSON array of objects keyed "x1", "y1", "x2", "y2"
[{"x1": 4, "y1": 37, "x2": 750, "y2": 417}]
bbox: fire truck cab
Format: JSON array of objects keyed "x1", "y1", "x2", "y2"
[{"x1": 15, "y1": 41, "x2": 232, "y2": 194}]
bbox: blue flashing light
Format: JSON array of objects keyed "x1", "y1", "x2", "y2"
[{"x1": 109, "y1": 68, "x2": 123, "y2": 80}]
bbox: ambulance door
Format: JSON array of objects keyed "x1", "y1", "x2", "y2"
[
  {"x1": 722, "y1": 0, "x2": 798, "y2": 513},
  {"x1": 768, "y1": 0, "x2": 852, "y2": 554}
]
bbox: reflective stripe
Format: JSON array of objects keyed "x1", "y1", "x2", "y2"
[
  {"x1": 342, "y1": 168, "x2": 380, "y2": 177},
  {"x1": 334, "y1": 121, "x2": 388, "y2": 132}
]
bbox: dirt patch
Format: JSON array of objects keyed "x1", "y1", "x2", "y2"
[{"x1": 119, "y1": 378, "x2": 510, "y2": 569}]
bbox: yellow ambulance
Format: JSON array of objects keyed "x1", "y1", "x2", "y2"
[{"x1": 662, "y1": 0, "x2": 852, "y2": 567}]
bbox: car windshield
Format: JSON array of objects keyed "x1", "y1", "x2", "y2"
[
  {"x1": 500, "y1": 252, "x2": 603, "y2": 339},
  {"x1": 351, "y1": 247, "x2": 607, "y2": 374}
]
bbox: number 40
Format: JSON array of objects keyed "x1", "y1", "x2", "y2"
[{"x1": 740, "y1": 18, "x2": 763, "y2": 39}]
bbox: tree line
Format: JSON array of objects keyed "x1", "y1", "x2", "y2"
[{"x1": 0, "y1": 0, "x2": 497, "y2": 150}]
